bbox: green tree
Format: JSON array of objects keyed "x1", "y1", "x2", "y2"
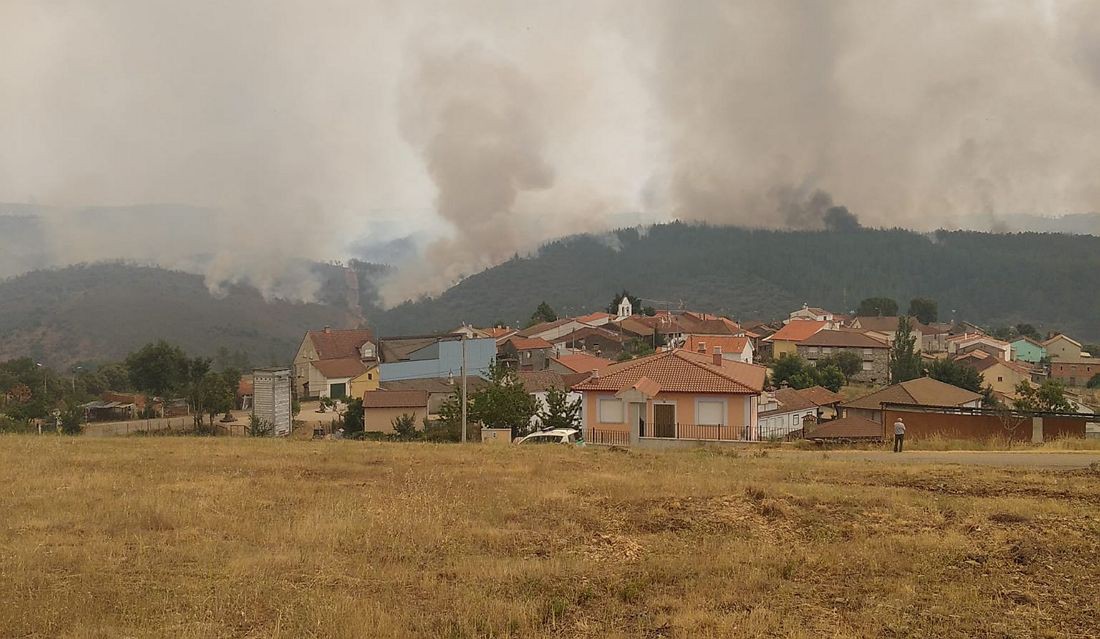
[
  {"x1": 926, "y1": 358, "x2": 984, "y2": 393},
  {"x1": 470, "y1": 363, "x2": 538, "y2": 438},
  {"x1": 818, "y1": 351, "x2": 862, "y2": 382},
  {"x1": 907, "y1": 298, "x2": 938, "y2": 324},
  {"x1": 1013, "y1": 380, "x2": 1076, "y2": 412},
  {"x1": 343, "y1": 398, "x2": 364, "y2": 434},
  {"x1": 200, "y1": 371, "x2": 234, "y2": 428},
  {"x1": 247, "y1": 414, "x2": 274, "y2": 437},
  {"x1": 889, "y1": 315, "x2": 921, "y2": 383},
  {"x1": 527, "y1": 301, "x2": 558, "y2": 327},
  {"x1": 58, "y1": 402, "x2": 84, "y2": 436},
  {"x1": 811, "y1": 363, "x2": 846, "y2": 393},
  {"x1": 857, "y1": 297, "x2": 898, "y2": 317},
  {"x1": 1087, "y1": 374, "x2": 1100, "y2": 389},
  {"x1": 1014, "y1": 324, "x2": 1041, "y2": 341},
  {"x1": 182, "y1": 357, "x2": 213, "y2": 430},
  {"x1": 538, "y1": 386, "x2": 582, "y2": 430},
  {"x1": 770, "y1": 353, "x2": 808, "y2": 387},
  {"x1": 390, "y1": 413, "x2": 420, "y2": 441},
  {"x1": 126, "y1": 341, "x2": 189, "y2": 397}
]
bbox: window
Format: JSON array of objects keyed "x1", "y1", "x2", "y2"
[
  {"x1": 697, "y1": 400, "x2": 725, "y2": 425},
  {"x1": 997, "y1": 376, "x2": 1003, "y2": 382},
  {"x1": 822, "y1": 347, "x2": 832, "y2": 354},
  {"x1": 862, "y1": 362, "x2": 873, "y2": 371},
  {"x1": 598, "y1": 398, "x2": 624, "y2": 423},
  {"x1": 862, "y1": 348, "x2": 873, "y2": 357},
  {"x1": 808, "y1": 347, "x2": 819, "y2": 356}
]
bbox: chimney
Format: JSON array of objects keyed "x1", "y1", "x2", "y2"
[
  {"x1": 323, "y1": 325, "x2": 332, "y2": 334},
  {"x1": 591, "y1": 368, "x2": 600, "y2": 379},
  {"x1": 712, "y1": 346, "x2": 723, "y2": 366}
]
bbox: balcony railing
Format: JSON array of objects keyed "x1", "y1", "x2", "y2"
[{"x1": 587, "y1": 428, "x2": 631, "y2": 446}]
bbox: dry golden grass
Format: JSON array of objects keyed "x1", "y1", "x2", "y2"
[{"x1": 2, "y1": 435, "x2": 1099, "y2": 638}]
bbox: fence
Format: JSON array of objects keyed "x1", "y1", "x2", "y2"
[
  {"x1": 588, "y1": 422, "x2": 794, "y2": 445},
  {"x1": 587, "y1": 428, "x2": 631, "y2": 446}
]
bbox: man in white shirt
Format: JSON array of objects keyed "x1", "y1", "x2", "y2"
[{"x1": 893, "y1": 417, "x2": 906, "y2": 453}]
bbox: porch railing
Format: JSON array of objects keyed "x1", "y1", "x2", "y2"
[
  {"x1": 655, "y1": 423, "x2": 802, "y2": 443},
  {"x1": 587, "y1": 428, "x2": 631, "y2": 446}
]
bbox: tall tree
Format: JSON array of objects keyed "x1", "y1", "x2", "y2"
[
  {"x1": 817, "y1": 352, "x2": 862, "y2": 382},
  {"x1": 889, "y1": 315, "x2": 921, "y2": 383},
  {"x1": 907, "y1": 298, "x2": 938, "y2": 324},
  {"x1": 1014, "y1": 324, "x2": 1041, "y2": 341},
  {"x1": 470, "y1": 363, "x2": 538, "y2": 438},
  {"x1": 857, "y1": 297, "x2": 898, "y2": 317},
  {"x1": 125, "y1": 341, "x2": 189, "y2": 396},
  {"x1": 538, "y1": 386, "x2": 582, "y2": 431},
  {"x1": 527, "y1": 301, "x2": 558, "y2": 327}
]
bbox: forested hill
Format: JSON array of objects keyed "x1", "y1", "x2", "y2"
[
  {"x1": 2, "y1": 224, "x2": 1098, "y2": 367},
  {"x1": 375, "y1": 224, "x2": 1100, "y2": 339},
  {"x1": 0, "y1": 263, "x2": 357, "y2": 368}
]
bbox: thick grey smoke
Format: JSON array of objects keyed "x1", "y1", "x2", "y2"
[{"x1": 2, "y1": 1, "x2": 1100, "y2": 304}]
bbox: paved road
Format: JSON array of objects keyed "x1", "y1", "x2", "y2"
[{"x1": 778, "y1": 449, "x2": 1100, "y2": 469}]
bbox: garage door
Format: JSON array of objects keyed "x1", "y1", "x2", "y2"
[{"x1": 329, "y1": 383, "x2": 347, "y2": 398}]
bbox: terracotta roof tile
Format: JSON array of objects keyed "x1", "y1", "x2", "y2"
[
  {"x1": 765, "y1": 320, "x2": 828, "y2": 343},
  {"x1": 507, "y1": 337, "x2": 554, "y2": 351},
  {"x1": 575, "y1": 349, "x2": 765, "y2": 394},
  {"x1": 796, "y1": 385, "x2": 845, "y2": 406},
  {"x1": 800, "y1": 329, "x2": 888, "y2": 348},
  {"x1": 683, "y1": 335, "x2": 751, "y2": 355},
  {"x1": 307, "y1": 328, "x2": 375, "y2": 359}
]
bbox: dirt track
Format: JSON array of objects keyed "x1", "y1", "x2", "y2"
[{"x1": 779, "y1": 449, "x2": 1100, "y2": 469}]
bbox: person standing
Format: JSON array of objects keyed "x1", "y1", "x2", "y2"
[{"x1": 893, "y1": 417, "x2": 906, "y2": 452}]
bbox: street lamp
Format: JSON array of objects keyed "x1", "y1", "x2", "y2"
[
  {"x1": 72, "y1": 365, "x2": 84, "y2": 393},
  {"x1": 35, "y1": 363, "x2": 45, "y2": 435}
]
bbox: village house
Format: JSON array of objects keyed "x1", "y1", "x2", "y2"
[
  {"x1": 683, "y1": 335, "x2": 754, "y2": 363},
  {"x1": 375, "y1": 376, "x2": 488, "y2": 416},
  {"x1": 762, "y1": 320, "x2": 828, "y2": 359},
  {"x1": 848, "y1": 316, "x2": 940, "y2": 352},
  {"x1": 786, "y1": 304, "x2": 840, "y2": 327},
  {"x1": 956, "y1": 352, "x2": 1037, "y2": 399},
  {"x1": 1010, "y1": 336, "x2": 1048, "y2": 363},
  {"x1": 1043, "y1": 334, "x2": 1083, "y2": 361},
  {"x1": 347, "y1": 367, "x2": 380, "y2": 399},
  {"x1": 796, "y1": 329, "x2": 890, "y2": 384},
  {"x1": 497, "y1": 336, "x2": 555, "y2": 371},
  {"x1": 1049, "y1": 357, "x2": 1098, "y2": 387},
  {"x1": 378, "y1": 333, "x2": 497, "y2": 382},
  {"x1": 756, "y1": 387, "x2": 821, "y2": 440},
  {"x1": 293, "y1": 327, "x2": 377, "y2": 399},
  {"x1": 519, "y1": 318, "x2": 598, "y2": 342},
  {"x1": 947, "y1": 333, "x2": 1011, "y2": 361},
  {"x1": 550, "y1": 326, "x2": 628, "y2": 358},
  {"x1": 574, "y1": 348, "x2": 766, "y2": 445},
  {"x1": 841, "y1": 377, "x2": 983, "y2": 424},
  {"x1": 361, "y1": 390, "x2": 429, "y2": 433}
]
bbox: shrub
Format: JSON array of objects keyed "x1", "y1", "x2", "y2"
[
  {"x1": 390, "y1": 413, "x2": 420, "y2": 441},
  {"x1": 247, "y1": 414, "x2": 274, "y2": 437}
]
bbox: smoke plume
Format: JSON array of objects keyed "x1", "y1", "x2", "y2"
[{"x1": 2, "y1": 1, "x2": 1100, "y2": 304}]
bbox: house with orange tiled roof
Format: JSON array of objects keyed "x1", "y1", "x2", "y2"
[
  {"x1": 574, "y1": 348, "x2": 767, "y2": 445},
  {"x1": 682, "y1": 335, "x2": 753, "y2": 363},
  {"x1": 762, "y1": 320, "x2": 828, "y2": 359},
  {"x1": 498, "y1": 336, "x2": 555, "y2": 372}
]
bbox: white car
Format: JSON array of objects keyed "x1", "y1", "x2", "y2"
[{"x1": 515, "y1": 428, "x2": 584, "y2": 446}]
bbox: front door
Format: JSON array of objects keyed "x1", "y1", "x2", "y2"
[{"x1": 654, "y1": 403, "x2": 676, "y2": 438}]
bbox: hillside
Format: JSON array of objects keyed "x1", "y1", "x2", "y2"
[
  {"x1": 377, "y1": 223, "x2": 1100, "y2": 339},
  {"x1": 2, "y1": 224, "x2": 1098, "y2": 367},
  {"x1": 0, "y1": 263, "x2": 359, "y2": 368}
]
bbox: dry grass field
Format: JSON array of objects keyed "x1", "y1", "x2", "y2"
[{"x1": 2, "y1": 436, "x2": 1099, "y2": 638}]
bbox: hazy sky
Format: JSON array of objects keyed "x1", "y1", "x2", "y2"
[{"x1": 2, "y1": 0, "x2": 1099, "y2": 302}]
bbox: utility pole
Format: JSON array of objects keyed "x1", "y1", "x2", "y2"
[{"x1": 460, "y1": 333, "x2": 468, "y2": 443}]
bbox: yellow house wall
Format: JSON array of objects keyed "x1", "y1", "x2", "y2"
[
  {"x1": 348, "y1": 369, "x2": 380, "y2": 399},
  {"x1": 772, "y1": 341, "x2": 798, "y2": 357},
  {"x1": 981, "y1": 363, "x2": 1030, "y2": 396}
]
